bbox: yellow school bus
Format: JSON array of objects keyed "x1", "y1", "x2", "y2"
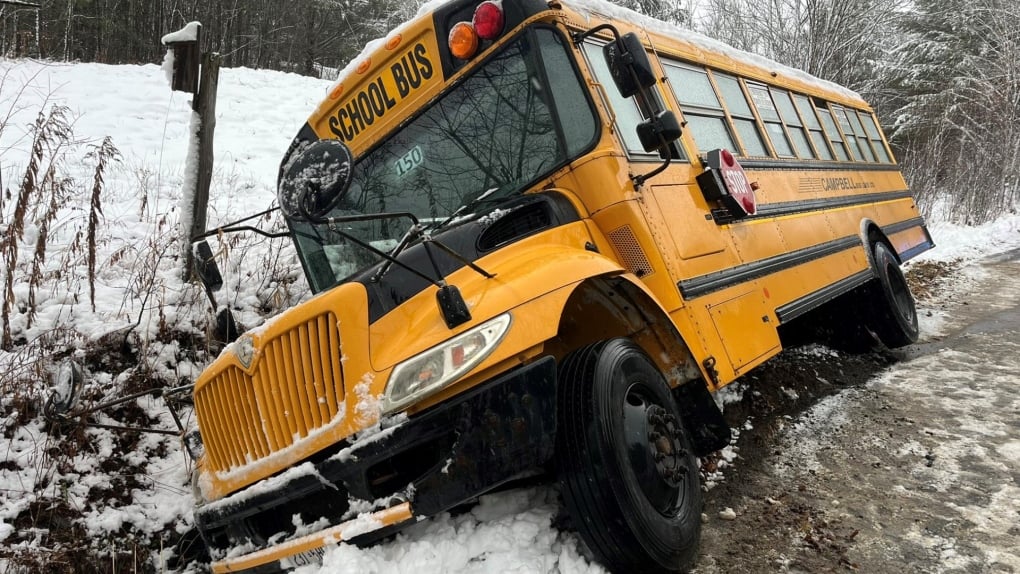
[{"x1": 191, "y1": 0, "x2": 932, "y2": 571}]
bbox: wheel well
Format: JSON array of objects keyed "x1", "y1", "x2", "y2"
[
  {"x1": 549, "y1": 276, "x2": 700, "y2": 389},
  {"x1": 860, "y1": 220, "x2": 900, "y2": 264},
  {"x1": 550, "y1": 277, "x2": 731, "y2": 455}
]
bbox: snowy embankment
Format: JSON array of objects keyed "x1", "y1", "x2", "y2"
[
  {"x1": 0, "y1": 59, "x2": 327, "y2": 570},
  {"x1": 1, "y1": 58, "x2": 1019, "y2": 572}
]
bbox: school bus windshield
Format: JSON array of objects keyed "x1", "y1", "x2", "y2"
[{"x1": 295, "y1": 26, "x2": 597, "y2": 291}]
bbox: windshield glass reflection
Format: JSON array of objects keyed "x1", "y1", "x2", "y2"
[{"x1": 293, "y1": 27, "x2": 596, "y2": 292}]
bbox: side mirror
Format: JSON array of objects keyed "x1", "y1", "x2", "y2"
[
  {"x1": 602, "y1": 32, "x2": 657, "y2": 98},
  {"x1": 636, "y1": 110, "x2": 682, "y2": 152},
  {"x1": 278, "y1": 139, "x2": 355, "y2": 221}
]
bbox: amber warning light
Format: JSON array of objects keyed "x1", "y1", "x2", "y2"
[{"x1": 448, "y1": 1, "x2": 505, "y2": 60}]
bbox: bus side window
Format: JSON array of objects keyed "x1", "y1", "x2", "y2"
[
  {"x1": 712, "y1": 73, "x2": 769, "y2": 157},
  {"x1": 747, "y1": 83, "x2": 795, "y2": 158},
  {"x1": 833, "y1": 105, "x2": 867, "y2": 161},
  {"x1": 814, "y1": 99, "x2": 851, "y2": 161},
  {"x1": 860, "y1": 112, "x2": 893, "y2": 163},
  {"x1": 846, "y1": 109, "x2": 876, "y2": 162},
  {"x1": 661, "y1": 62, "x2": 738, "y2": 155},
  {"x1": 772, "y1": 89, "x2": 815, "y2": 159},
  {"x1": 539, "y1": 30, "x2": 598, "y2": 157},
  {"x1": 582, "y1": 42, "x2": 664, "y2": 160},
  {"x1": 794, "y1": 94, "x2": 834, "y2": 160}
]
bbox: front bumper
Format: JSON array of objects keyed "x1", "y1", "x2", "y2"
[{"x1": 199, "y1": 356, "x2": 558, "y2": 573}]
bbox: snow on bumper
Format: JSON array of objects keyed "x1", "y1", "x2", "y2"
[{"x1": 198, "y1": 356, "x2": 558, "y2": 572}]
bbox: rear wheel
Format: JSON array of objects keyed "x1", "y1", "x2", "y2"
[
  {"x1": 867, "y1": 241, "x2": 919, "y2": 348},
  {"x1": 556, "y1": 339, "x2": 701, "y2": 573}
]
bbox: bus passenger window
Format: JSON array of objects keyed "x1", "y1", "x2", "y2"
[
  {"x1": 833, "y1": 105, "x2": 867, "y2": 161},
  {"x1": 748, "y1": 84, "x2": 794, "y2": 157},
  {"x1": 860, "y1": 112, "x2": 893, "y2": 163},
  {"x1": 712, "y1": 74, "x2": 768, "y2": 157},
  {"x1": 795, "y1": 94, "x2": 833, "y2": 160},
  {"x1": 661, "y1": 62, "x2": 737, "y2": 155},
  {"x1": 846, "y1": 109, "x2": 876, "y2": 162},
  {"x1": 815, "y1": 101, "x2": 850, "y2": 161},
  {"x1": 773, "y1": 89, "x2": 814, "y2": 159}
]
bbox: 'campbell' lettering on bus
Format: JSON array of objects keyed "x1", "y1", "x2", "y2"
[{"x1": 329, "y1": 43, "x2": 433, "y2": 143}]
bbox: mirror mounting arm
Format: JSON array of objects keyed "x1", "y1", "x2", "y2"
[
  {"x1": 572, "y1": 23, "x2": 622, "y2": 47},
  {"x1": 426, "y1": 237, "x2": 496, "y2": 279},
  {"x1": 301, "y1": 208, "x2": 477, "y2": 329},
  {"x1": 633, "y1": 153, "x2": 672, "y2": 188}
]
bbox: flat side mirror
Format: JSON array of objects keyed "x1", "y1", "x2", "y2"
[
  {"x1": 636, "y1": 110, "x2": 682, "y2": 152},
  {"x1": 602, "y1": 32, "x2": 657, "y2": 98},
  {"x1": 278, "y1": 139, "x2": 354, "y2": 221}
]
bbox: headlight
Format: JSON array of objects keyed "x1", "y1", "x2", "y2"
[{"x1": 383, "y1": 313, "x2": 512, "y2": 413}]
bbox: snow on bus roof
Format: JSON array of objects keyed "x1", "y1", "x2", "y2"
[
  {"x1": 561, "y1": 0, "x2": 862, "y2": 102},
  {"x1": 324, "y1": 0, "x2": 861, "y2": 104}
]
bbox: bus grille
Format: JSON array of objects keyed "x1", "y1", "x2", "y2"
[{"x1": 196, "y1": 312, "x2": 345, "y2": 472}]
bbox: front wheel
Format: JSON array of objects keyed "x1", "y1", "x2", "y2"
[
  {"x1": 556, "y1": 339, "x2": 701, "y2": 573},
  {"x1": 867, "y1": 241, "x2": 919, "y2": 348}
]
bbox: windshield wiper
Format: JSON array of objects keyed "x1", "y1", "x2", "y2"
[
  {"x1": 426, "y1": 186, "x2": 505, "y2": 232},
  {"x1": 315, "y1": 211, "x2": 484, "y2": 328},
  {"x1": 370, "y1": 219, "x2": 496, "y2": 284},
  {"x1": 366, "y1": 186, "x2": 508, "y2": 284}
]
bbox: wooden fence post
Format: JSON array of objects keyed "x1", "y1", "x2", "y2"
[
  {"x1": 164, "y1": 23, "x2": 239, "y2": 343},
  {"x1": 184, "y1": 51, "x2": 221, "y2": 281}
]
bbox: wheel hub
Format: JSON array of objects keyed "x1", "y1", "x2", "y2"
[
  {"x1": 646, "y1": 404, "x2": 688, "y2": 487},
  {"x1": 622, "y1": 387, "x2": 690, "y2": 515}
]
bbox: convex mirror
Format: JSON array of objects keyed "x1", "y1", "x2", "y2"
[{"x1": 278, "y1": 139, "x2": 354, "y2": 221}]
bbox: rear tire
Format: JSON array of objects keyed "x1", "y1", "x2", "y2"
[
  {"x1": 867, "y1": 241, "x2": 919, "y2": 348},
  {"x1": 556, "y1": 339, "x2": 701, "y2": 573}
]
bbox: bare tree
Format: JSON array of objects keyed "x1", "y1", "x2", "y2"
[
  {"x1": 882, "y1": 0, "x2": 1020, "y2": 222},
  {"x1": 697, "y1": 0, "x2": 904, "y2": 90}
]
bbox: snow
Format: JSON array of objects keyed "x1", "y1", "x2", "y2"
[
  {"x1": 297, "y1": 488, "x2": 603, "y2": 574},
  {"x1": 563, "y1": 0, "x2": 863, "y2": 102},
  {"x1": 912, "y1": 215, "x2": 1020, "y2": 263},
  {"x1": 161, "y1": 22, "x2": 201, "y2": 45},
  {"x1": 161, "y1": 49, "x2": 176, "y2": 86},
  {"x1": 0, "y1": 58, "x2": 329, "y2": 570},
  {"x1": 2, "y1": 36, "x2": 1020, "y2": 573}
]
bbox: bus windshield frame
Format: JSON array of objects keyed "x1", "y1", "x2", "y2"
[{"x1": 293, "y1": 24, "x2": 600, "y2": 293}]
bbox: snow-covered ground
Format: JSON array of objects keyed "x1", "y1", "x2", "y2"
[{"x1": 1, "y1": 58, "x2": 1019, "y2": 572}]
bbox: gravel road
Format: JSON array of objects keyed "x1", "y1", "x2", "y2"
[{"x1": 695, "y1": 250, "x2": 1020, "y2": 574}]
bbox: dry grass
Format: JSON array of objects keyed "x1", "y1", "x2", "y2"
[{"x1": 905, "y1": 259, "x2": 961, "y2": 302}]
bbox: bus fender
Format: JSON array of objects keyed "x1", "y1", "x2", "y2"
[
  {"x1": 553, "y1": 273, "x2": 731, "y2": 456},
  {"x1": 859, "y1": 218, "x2": 899, "y2": 266}
]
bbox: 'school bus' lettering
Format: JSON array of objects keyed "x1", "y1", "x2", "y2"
[
  {"x1": 328, "y1": 43, "x2": 433, "y2": 142},
  {"x1": 194, "y1": 1, "x2": 933, "y2": 573}
]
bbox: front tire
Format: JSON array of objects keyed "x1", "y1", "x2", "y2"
[{"x1": 556, "y1": 339, "x2": 701, "y2": 573}]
